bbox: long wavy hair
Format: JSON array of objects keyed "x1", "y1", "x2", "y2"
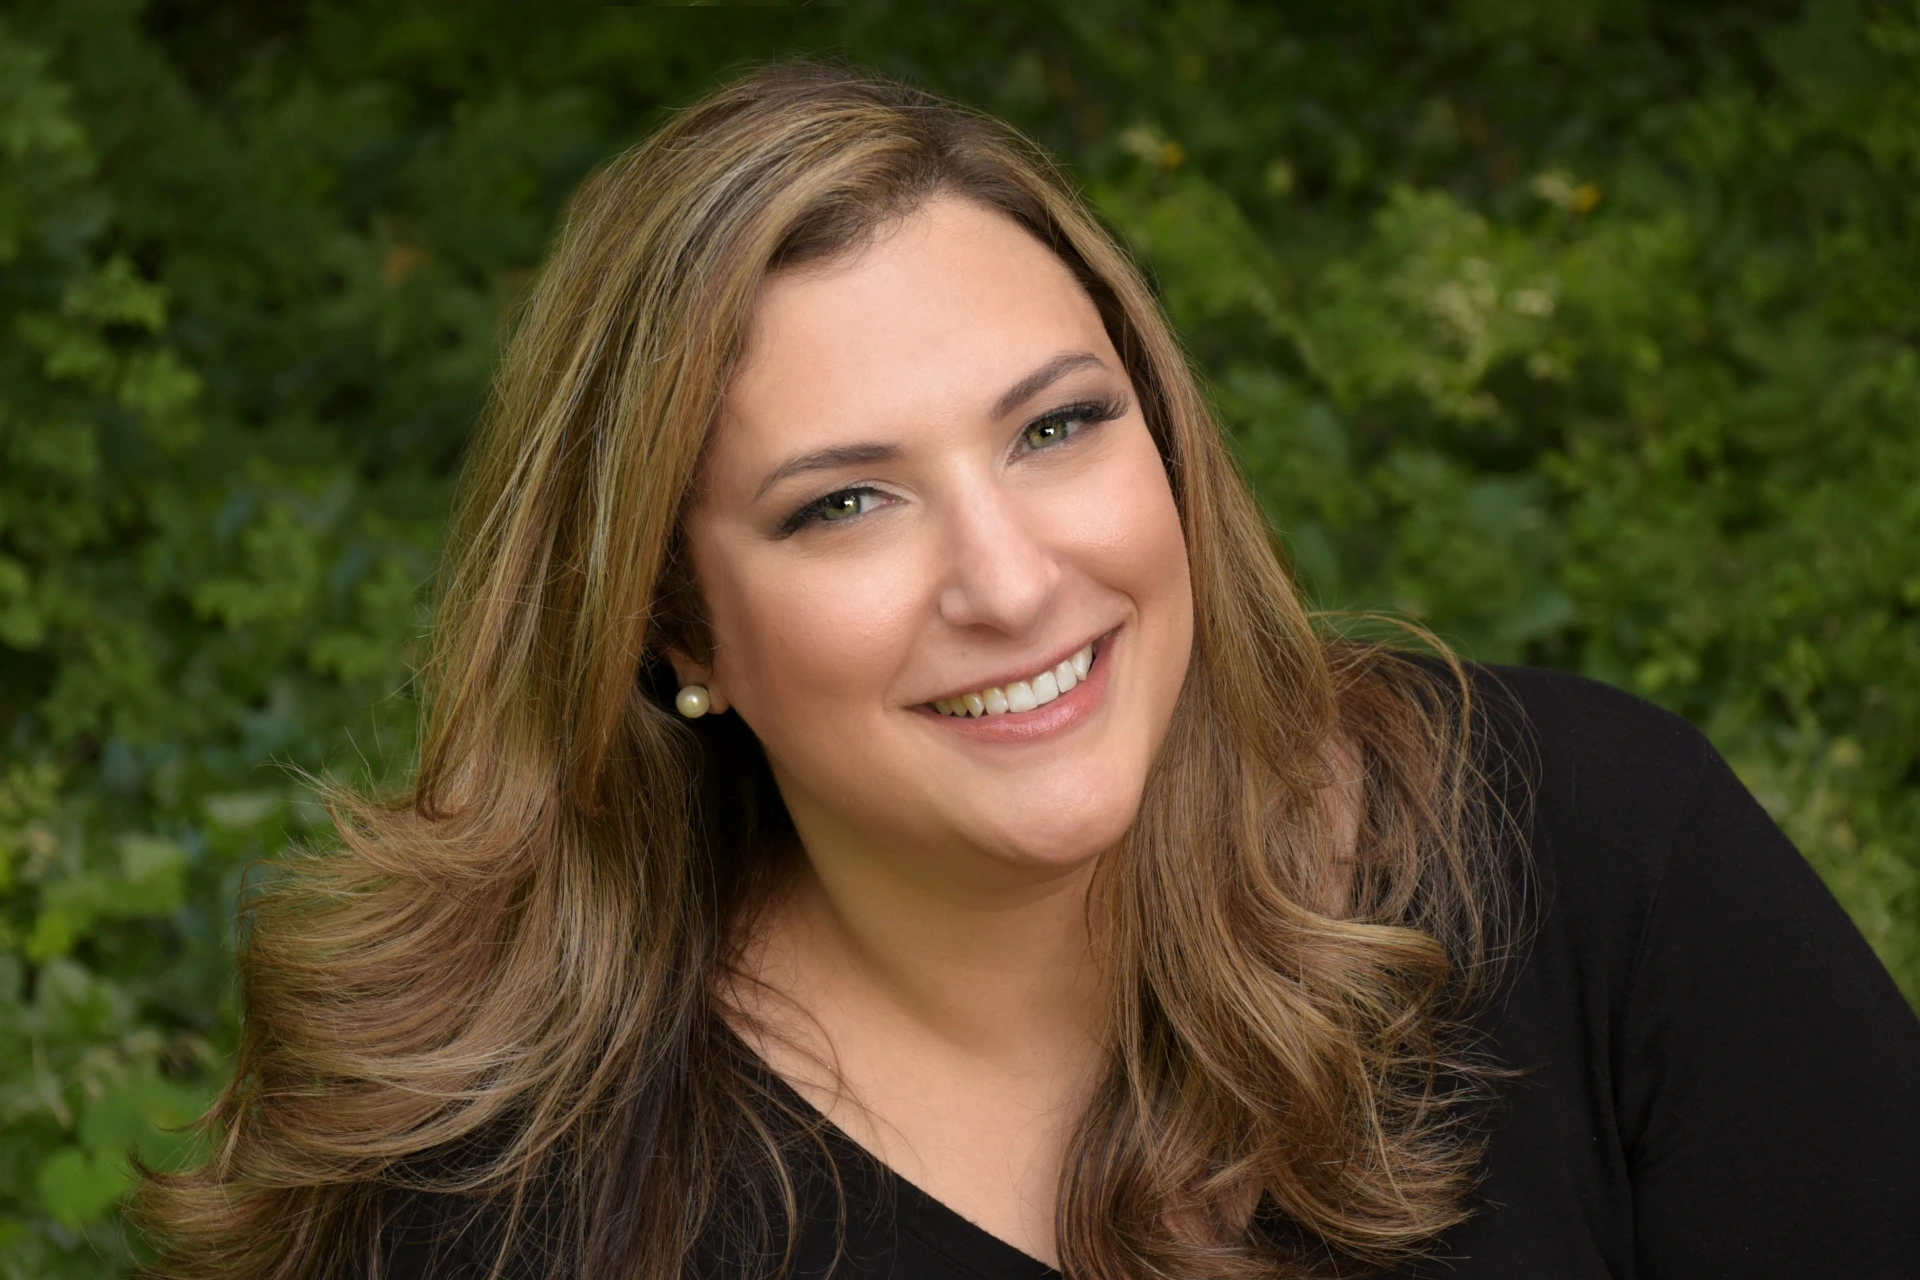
[{"x1": 138, "y1": 61, "x2": 1520, "y2": 1280}]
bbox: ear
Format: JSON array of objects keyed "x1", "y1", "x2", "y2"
[{"x1": 664, "y1": 648, "x2": 731, "y2": 715}]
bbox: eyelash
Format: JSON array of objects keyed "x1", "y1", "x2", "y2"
[
  {"x1": 778, "y1": 395, "x2": 1129, "y2": 536},
  {"x1": 1019, "y1": 395, "x2": 1126, "y2": 453}
]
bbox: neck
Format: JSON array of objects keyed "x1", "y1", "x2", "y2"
[{"x1": 737, "y1": 815, "x2": 1108, "y2": 1082}]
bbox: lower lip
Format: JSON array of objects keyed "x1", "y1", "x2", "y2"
[{"x1": 915, "y1": 633, "x2": 1115, "y2": 744}]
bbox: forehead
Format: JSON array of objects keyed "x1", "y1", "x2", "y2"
[{"x1": 711, "y1": 198, "x2": 1114, "y2": 479}]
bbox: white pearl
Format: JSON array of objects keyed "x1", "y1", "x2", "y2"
[{"x1": 675, "y1": 685, "x2": 711, "y2": 718}]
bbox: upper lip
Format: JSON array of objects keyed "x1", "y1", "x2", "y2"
[{"x1": 918, "y1": 628, "x2": 1111, "y2": 706}]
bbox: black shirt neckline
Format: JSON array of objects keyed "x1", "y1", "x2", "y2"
[{"x1": 748, "y1": 1046, "x2": 1063, "y2": 1280}]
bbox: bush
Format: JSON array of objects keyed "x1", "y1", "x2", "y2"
[{"x1": 1, "y1": 1, "x2": 1915, "y2": 1271}]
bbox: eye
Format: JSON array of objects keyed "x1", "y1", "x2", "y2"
[
  {"x1": 1020, "y1": 398, "x2": 1125, "y2": 452},
  {"x1": 782, "y1": 485, "x2": 889, "y2": 534},
  {"x1": 816, "y1": 489, "x2": 874, "y2": 521}
]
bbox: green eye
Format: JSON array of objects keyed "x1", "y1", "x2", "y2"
[
  {"x1": 778, "y1": 486, "x2": 891, "y2": 536},
  {"x1": 1023, "y1": 414, "x2": 1080, "y2": 449},
  {"x1": 818, "y1": 490, "x2": 866, "y2": 521}
]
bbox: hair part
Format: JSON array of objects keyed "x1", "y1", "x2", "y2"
[{"x1": 137, "y1": 60, "x2": 1523, "y2": 1280}]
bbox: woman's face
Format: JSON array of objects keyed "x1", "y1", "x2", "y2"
[{"x1": 680, "y1": 196, "x2": 1193, "y2": 885}]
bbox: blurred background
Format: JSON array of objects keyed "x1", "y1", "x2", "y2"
[{"x1": 1, "y1": 0, "x2": 1916, "y2": 1270}]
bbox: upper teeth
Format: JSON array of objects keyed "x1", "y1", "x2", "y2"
[{"x1": 933, "y1": 644, "x2": 1094, "y2": 717}]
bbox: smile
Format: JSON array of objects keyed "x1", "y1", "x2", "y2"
[{"x1": 930, "y1": 643, "x2": 1096, "y2": 717}]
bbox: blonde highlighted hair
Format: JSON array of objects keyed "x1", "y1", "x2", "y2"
[{"x1": 139, "y1": 61, "x2": 1518, "y2": 1279}]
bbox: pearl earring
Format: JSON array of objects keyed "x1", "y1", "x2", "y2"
[{"x1": 675, "y1": 684, "x2": 711, "y2": 719}]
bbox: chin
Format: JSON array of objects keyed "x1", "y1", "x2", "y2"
[{"x1": 972, "y1": 785, "x2": 1144, "y2": 872}]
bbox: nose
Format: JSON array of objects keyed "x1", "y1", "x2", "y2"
[{"x1": 934, "y1": 479, "x2": 1061, "y2": 636}]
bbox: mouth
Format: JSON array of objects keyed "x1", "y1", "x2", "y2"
[{"x1": 924, "y1": 634, "x2": 1105, "y2": 719}]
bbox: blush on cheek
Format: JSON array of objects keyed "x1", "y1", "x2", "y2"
[
  {"x1": 1072, "y1": 428, "x2": 1191, "y2": 634},
  {"x1": 1050, "y1": 421, "x2": 1183, "y2": 556},
  {"x1": 708, "y1": 548, "x2": 925, "y2": 724}
]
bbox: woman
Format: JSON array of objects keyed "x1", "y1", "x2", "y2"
[{"x1": 140, "y1": 63, "x2": 1920, "y2": 1280}]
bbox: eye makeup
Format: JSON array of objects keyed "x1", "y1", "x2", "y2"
[
  {"x1": 772, "y1": 393, "x2": 1131, "y2": 537},
  {"x1": 1016, "y1": 395, "x2": 1128, "y2": 454},
  {"x1": 778, "y1": 485, "x2": 893, "y2": 536}
]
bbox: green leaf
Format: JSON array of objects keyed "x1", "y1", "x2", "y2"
[{"x1": 33, "y1": 1147, "x2": 127, "y2": 1230}]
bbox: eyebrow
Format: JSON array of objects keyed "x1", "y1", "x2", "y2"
[
  {"x1": 752, "y1": 441, "x2": 901, "y2": 502},
  {"x1": 751, "y1": 350, "x2": 1111, "y2": 503},
  {"x1": 990, "y1": 350, "x2": 1107, "y2": 419}
]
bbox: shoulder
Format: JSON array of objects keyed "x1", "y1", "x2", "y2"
[
  {"x1": 1370, "y1": 658, "x2": 1721, "y2": 946},
  {"x1": 1467, "y1": 661, "x2": 1712, "y2": 798},
  {"x1": 1463, "y1": 662, "x2": 1716, "y2": 883},
  {"x1": 1447, "y1": 663, "x2": 1724, "y2": 1017},
  {"x1": 1452, "y1": 661, "x2": 1915, "y2": 1061}
]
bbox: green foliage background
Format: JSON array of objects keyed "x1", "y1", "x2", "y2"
[{"x1": 1, "y1": 0, "x2": 1916, "y2": 1270}]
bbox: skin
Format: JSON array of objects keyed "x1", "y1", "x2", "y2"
[{"x1": 672, "y1": 195, "x2": 1195, "y2": 1266}]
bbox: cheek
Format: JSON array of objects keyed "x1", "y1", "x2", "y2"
[
  {"x1": 1049, "y1": 431, "x2": 1193, "y2": 628},
  {"x1": 696, "y1": 537, "x2": 924, "y2": 717},
  {"x1": 1067, "y1": 435, "x2": 1195, "y2": 754}
]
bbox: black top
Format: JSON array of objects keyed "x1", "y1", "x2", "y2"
[{"x1": 382, "y1": 666, "x2": 1920, "y2": 1279}]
